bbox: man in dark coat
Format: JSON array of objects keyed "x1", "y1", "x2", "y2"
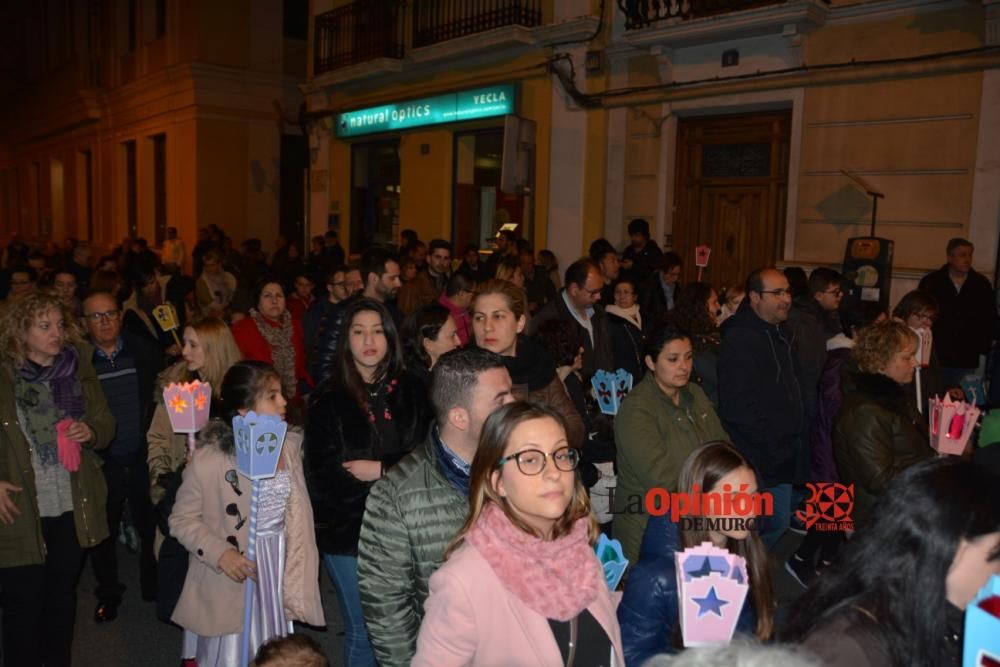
[
  {"x1": 787, "y1": 267, "x2": 843, "y2": 425},
  {"x1": 918, "y1": 237, "x2": 995, "y2": 387},
  {"x1": 718, "y1": 267, "x2": 806, "y2": 548},
  {"x1": 527, "y1": 258, "x2": 614, "y2": 379},
  {"x1": 82, "y1": 291, "x2": 165, "y2": 621}
]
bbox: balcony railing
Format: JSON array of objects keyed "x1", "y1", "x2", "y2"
[
  {"x1": 412, "y1": 0, "x2": 543, "y2": 49},
  {"x1": 618, "y1": 0, "x2": 828, "y2": 30},
  {"x1": 313, "y1": 1, "x2": 405, "y2": 75}
]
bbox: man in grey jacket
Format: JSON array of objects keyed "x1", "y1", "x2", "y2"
[{"x1": 357, "y1": 347, "x2": 514, "y2": 667}]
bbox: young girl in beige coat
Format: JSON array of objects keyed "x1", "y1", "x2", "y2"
[{"x1": 170, "y1": 361, "x2": 323, "y2": 666}]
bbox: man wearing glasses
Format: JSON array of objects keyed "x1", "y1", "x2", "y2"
[
  {"x1": 788, "y1": 267, "x2": 844, "y2": 428},
  {"x1": 81, "y1": 291, "x2": 164, "y2": 622},
  {"x1": 718, "y1": 268, "x2": 806, "y2": 550}
]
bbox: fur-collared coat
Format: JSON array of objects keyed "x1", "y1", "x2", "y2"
[
  {"x1": 304, "y1": 371, "x2": 433, "y2": 556},
  {"x1": 169, "y1": 424, "x2": 324, "y2": 636}
]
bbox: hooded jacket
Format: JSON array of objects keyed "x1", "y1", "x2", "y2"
[
  {"x1": 718, "y1": 299, "x2": 807, "y2": 487},
  {"x1": 618, "y1": 515, "x2": 756, "y2": 666}
]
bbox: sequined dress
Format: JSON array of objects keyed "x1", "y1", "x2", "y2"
[{"x1": 182, "y1": 469, "x2": 293, "y2": 666}]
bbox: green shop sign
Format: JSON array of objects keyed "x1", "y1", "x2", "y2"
[{"x1": 334, "y1": 84, "x2": 517, "y2": 138}]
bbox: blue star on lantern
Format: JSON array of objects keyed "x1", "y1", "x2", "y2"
[{"x1": 692, "y1": 586, "x2": 729, "y2": 618}]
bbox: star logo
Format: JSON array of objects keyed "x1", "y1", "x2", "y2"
[
  {"x1": 169, "y1": 394, "x2": 188, "y2": 414},
  {"x1": 194, "y1": 392, "x2": 207, "y2": 410},
  {"x1": 692, "y1": 586, "x2": 729, "y2": 618}
]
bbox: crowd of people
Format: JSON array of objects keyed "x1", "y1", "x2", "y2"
[{"x1": 0, "y1": 221, "x2": 998, "y2": 667}]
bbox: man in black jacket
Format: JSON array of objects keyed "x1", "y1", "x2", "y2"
[
  {"x1": 718, "y1": 268, "x2": 806, "y2": 549},
  {"x1": 527, "y1": 258, "x2": 614, "y2": 379},
  {"x1": 918, "y1": 238, "x2": 995, "y2": 387},
  {"x1": 83, "y1": 291, "x2": 165, "y2": 621}
]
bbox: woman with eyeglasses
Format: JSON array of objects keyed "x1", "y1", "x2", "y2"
[
  {"x1": 304, "y1": 298, "x2": 432, "y2": 667},
  {"x1": 413, "y1": 401, "x2": 624, "y2": 667},
  {"x1": 892, "y1": 289, "x2": 952, "y2": 403},
  {"x1": 170, "y1": 361, "x2": 323, "y2": 666},
  {"x1": 613, "y1": 323, "x2": 729, "y2": 565},
  {"x1": 604, "y1": 277, "x2": 647, "y2": 381},
  {"x1": 0, "y1": 292, "x2": 115, "y2": 665}
]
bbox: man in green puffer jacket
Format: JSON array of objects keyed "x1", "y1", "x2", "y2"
[{"x1": 358, "y1": 347, "x2": 514, "y2": 667}]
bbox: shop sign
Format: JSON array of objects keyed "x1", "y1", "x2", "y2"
[{"x1": 334, "y1": 84, "x2": 517, "y2": 138}]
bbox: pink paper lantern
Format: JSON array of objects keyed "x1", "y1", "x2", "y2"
[{"x1": 162, "y1": 381, "x2": 212, "y2": 434}]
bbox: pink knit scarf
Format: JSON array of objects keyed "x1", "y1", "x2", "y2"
[{"x1": 465, "y1": 503, "x2": 603, "y2": 621}]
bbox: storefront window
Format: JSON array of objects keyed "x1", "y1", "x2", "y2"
[
  {"x1": 351, "y1": 141, "x2": 400, "y2": 254},
  {"x1": 453, "y1": 129, "x2": 528, "y2": 255}
]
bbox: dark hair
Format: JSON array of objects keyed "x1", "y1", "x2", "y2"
[
  {"x1": 445, "y1": 272, "x2": 475, "y2": 298},
  {"x1": 324, "y1": 230, "x2": 338, "y2": 241},
  {"x1": 218, "y1": 360, "x2": 283, "y2": 428},
  {"x1": 325, "y1": 265, "x2": 348, "y2": 285},
  {"x1": 537, "y1": 249, "x2": 557, "y2": 269},
  {"x1": 745, "y1": 266, "x2": 774, "y2": 295},
  {"x1": 430, "y1": 347, "x2": 507, "y2": 426},
  {"x1": 783, "y1": 267, "x2": 808, "y2": 299},
  {"x1": 840, "y1": 300, "x2": 885, "y2": 338},
  {"x1": 588, "y1": 238, "x2": 616, "y2": 263},
  {"x1": 660, "y1": 251, "x2": 683, "y2": 273},
  {"x1": 782, "y1": 458, "x2": 1000, "y2": 667},
  {"x1": 643, "y1": 322, "x2": 691, "y2": 361},
  {"x1": 464, "y1": 243, "x2": 480, "y2": 254},
  {"x1": 946, "y1": 237, "x2": 973, "y2": 254},
  {"x1": 251, "y1": 277, "x2": 285, "y2": 310},
  {"x1": 611, "y1": 276, "x2": 637, "y2": 293},
  {"x1": 399, "y1": 229, "x2": 419, "y2": 250},
  {"x1": 515, "y1": 238, "x2": 531, "y2": 255},
  {"x1": 360, "y1": 247, "x2": 399, "y2": 287},
  {"x1": 678, "y1": 442, "x2": 775, "y2": 640},
  {"x1": 670, "y1": 281, "x2": 717, "y2": 336},
  {"x1": 564, "y1": 258, "x2": 598, "y2": 290},
  {"x1": 533, "y1": 318, "x2": 585, "y2": 368},
  {"x1": 497, "y1": 229, "x2": 516, "y2": 244},
  {"x1": 808, "y1": 267, "x2": 842, "y2": 297},
  {"x1": 892, "y1": 289, "x2": 939, "y2": 321},
  {"x1": 129, "y1": 261, "x2": 159, "y2": 292},
  {"x1": 428, "y1": 239, "x2": 452, "y2": 255},
  {"x1": 627, "y1": 218, "x2": 650, "y2": 237},
  {"x1": 402, "y1": 302, "x2": 452, "y2": 371},
  {"x1": 334, "y1": 298, "x2": 404, "y2": 408}
]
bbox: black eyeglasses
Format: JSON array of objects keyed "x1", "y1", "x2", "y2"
[
  {"x1": 497, "y1": 447, "x2": 580, "y2": 476},
  {"x1": 758, "y1": 288, "x2": 792, "y2": 297}
]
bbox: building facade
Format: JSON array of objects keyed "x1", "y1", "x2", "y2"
[
  {"x1": 0, "y1": 0, "x2": 309, "y2": 257},
  {"x1": 306, "y1": 0, "x2": 998, "y2": 302}
]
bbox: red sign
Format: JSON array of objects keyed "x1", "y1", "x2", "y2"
[{"x1": 795, "y1": 483, "x2": 854, "y2": 531}]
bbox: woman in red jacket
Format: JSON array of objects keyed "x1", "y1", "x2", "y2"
[{"x1": 231, "y1": 278, "x2": 313, "y2": 410}]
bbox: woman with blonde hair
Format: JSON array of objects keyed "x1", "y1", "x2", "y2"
[
  {"x1": 147, "y1": 316, "x2": 243, "y2": 504},
  {"x1": 834, "y1": 319, "x2": 933, "y2": 527},
  {"x1": 0, "y1": 292, "x2": 115, "y2": 665},
  {"x1": 471, "y1": 279, "x2": 584, "y2": 449},
  {"x1": 414, "y1": 401, "x2": 624, "y2": 666}
]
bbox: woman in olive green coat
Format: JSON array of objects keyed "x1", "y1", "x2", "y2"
[
  {"x1": 613, "y1": 323, "x2": 729, "y2": 564},
  {"x1": 0, "y1": 292, "x2": 115, "y2": 665}
]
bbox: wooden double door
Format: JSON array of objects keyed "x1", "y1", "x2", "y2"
[{"x1": 673, "y1": 112, "x2": 791, "y2": 292}]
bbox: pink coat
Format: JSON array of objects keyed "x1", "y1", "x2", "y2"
[
  {"x1": 169, "y1": 429, "x2": 324, "y2": 636},
  {"x1": 413, "y1": 543, "x2": 625, "y2": 667}
]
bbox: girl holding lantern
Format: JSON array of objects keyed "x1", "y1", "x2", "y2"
[{"x1": 169, "y1": 360, "x2": 323, "y2": 666}]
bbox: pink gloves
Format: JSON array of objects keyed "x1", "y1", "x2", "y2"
[{"x1": 55, "y1": 418, "x2": 81, "y2": 473}]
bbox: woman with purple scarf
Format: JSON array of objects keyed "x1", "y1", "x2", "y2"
[{"x1": 0, "y1": 292, "x2": 115, "y2": 666}]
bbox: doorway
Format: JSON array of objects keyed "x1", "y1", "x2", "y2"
[
  {"x1": 350, "y1": 141, "x2": 400, "y2": 254},
  {"x1": 673, "y1": 111, "x2": 791, "y2": 291}
]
